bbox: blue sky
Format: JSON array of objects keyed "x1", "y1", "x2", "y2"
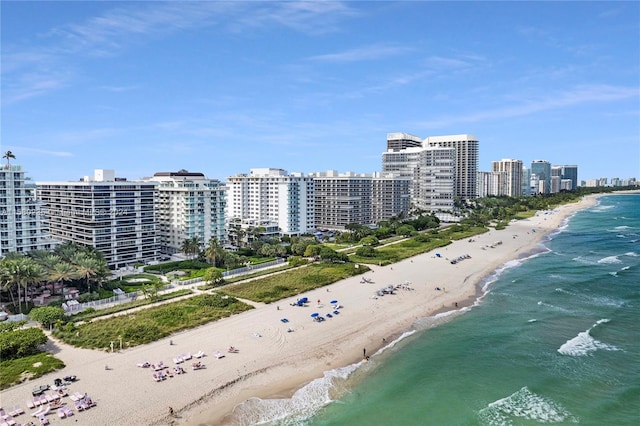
[{"x1": 2, "y1": 1, "x2": 639, "y2": 183}]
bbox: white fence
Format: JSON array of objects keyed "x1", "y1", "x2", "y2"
[{"x1": 62, "y1": 258, "x2": 286, "y2": 314}]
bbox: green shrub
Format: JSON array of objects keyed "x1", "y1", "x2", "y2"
[
  {"x1": 0, "y1": 327, "x2": 48, "y2": 360},
  {"x1": 29, "y1": 307, "x2": 66, "y2": 328},
  {"x1": 355, "y1": 246, "x2": 377, "y2": 257}
]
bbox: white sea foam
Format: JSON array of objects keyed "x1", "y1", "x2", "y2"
[
  {"x1": 613, "y1": 225, "x2": 631, "y2": 230},
  {"x1": 480, "y1": 253, "x2": 545, "y2": 293},
  {"x1": 554, "y1": 287, "x2": 575, "y2": 295},
  {"x1": 527, "y1": 319, "x2": 537, "y2": 323},
  {"x1": 597, "y1": 255, "x2": 622, "y2": 264},
  {"x1": 537, "y1": 301, "x2": 571, "y2": 313},
  {"x1": 624, "y1": 252, "x2": 638, "y2": 257},
  {"x1": 228, "y1": 329, "x2": 419, "y2": 425},
  {"x1": 557, "y1": 319, "x2": 620, "y2": 356},
  {"x1": 621, "y1": 266, "x2": 631, "y2": 271},
  {"x1": 478, "y1": 386, "x2": 577, "y2": 425},
  {"x1": 572, "y1": 256, "x2": 597, "y2": 265},
  {"x1": 230, "y1": 363, "x2": 359, "y2": 425},
  {"x1": 593, "y1": 204, "x2": 614, "y2": 212}
]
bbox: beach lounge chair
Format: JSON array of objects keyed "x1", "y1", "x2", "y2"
[
  {"x1": 326, "y1": 313, "x2": 333, "y2": 318},
  {"x1": 63, "y1": 406, "x2": 74, "y2": 417},
  {"x1": 333, "y1": 310, "x2": 340, "y2": 315},
  {"x1": 214, "y1": 351, "x2": 225, "y2": 359},
  {"x1": 39, "y1": 414, "x2": 50, "y2": 425},
  {"x1": 57, "y1": 407, "x2": 66, "y2": 419},
  {"x1": 182, "y1": 353, "x2": 192, "y2": 360},
  {"x1": 83, "y1": 396, "x2": 96, "y2": 408},
  {"x1": 0, "y1": 409, "x2": 10, "y2": 421},
  {"x1": 280, "y1": 318, "x2": 289, "y2": 323},
  {"x1": 74, "y1": 400, "x2": 84, "y2": 412},
  {"x1": 194, "y1": 350, "x2": 205, "y2": 358},
  {"x1": 9, "y1": 405, "x2": 24, "y2": 417},
  {"x1": 31, "y1": 404, "x2": 49, "y2": 418},
  {"x1": 26, "y1": 400, "x2": 35, "y2": 410},
  {"x1": 227, "y1": 346, "x2": 239, "y2": 353},
  {"x1": 173, "y1": 356, "x2": 183, "y2": 364}
]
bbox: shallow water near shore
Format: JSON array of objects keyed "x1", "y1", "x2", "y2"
[{"x1": 225, "y1": 194, "x2": 640, "y2": 426}]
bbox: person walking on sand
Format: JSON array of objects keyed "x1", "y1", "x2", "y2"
[
  {"x1": 363, "y1": 348, "x2": 366, "y2": 358},
  {"x1": 169, "y1": 407, "x2": 174, "y2": 416}
]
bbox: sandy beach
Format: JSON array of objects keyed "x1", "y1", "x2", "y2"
[{"x1": 0, "y1": 195, "x2": 599, "y2": 426}]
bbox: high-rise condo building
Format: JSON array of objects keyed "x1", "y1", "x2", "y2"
[
  {"x1": 530, "y1": 160, "x2": 551, "y2": 194},
  {"x1": 143, "y1": 170, "x2": 226, "y2": 256},
  {"x1": 382, "y1": 144, "x2": 455, "y2": 213},
  {"x1": 0, "y1": 164, "x2": 57, "y2": 256},
  {"x1": 477, "y1": 171, "x2": 508, "y2": 197},
  {"x1": 424, "y1": 134, "x2": 479, "y2": 200},
  {"x1": 371, "y1": 172, "x2": 411, "y2": 224},
  {"x1": 521, "y1": 167, "x2": 531, "y2": 196},
  {"x1": 557, "y1": 165, "x2": 578, "y2": 190},
  {"x1": 492, "y1": 159, "x2": 523, "y2": 197},
  {"x1": 310, "y1": 171, "x2": 373, "y2": 229},
  {"x1": 225, "y1": 168, "x2": 314, "y2": 236},
  {"x1": 37, "y1": 170, "x2": 159, "y2": 268}
]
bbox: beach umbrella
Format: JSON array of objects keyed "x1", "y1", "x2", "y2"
[
  {"x1": 310, "y1": 313, "x2": 319, "y2": 318},
  {"x1": 330, "y1": 300, "x2": 338, "y2": 304}
]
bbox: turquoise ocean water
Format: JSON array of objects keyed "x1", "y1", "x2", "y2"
[{"x1": 228, "y1": 194, "x2": 639, "y2": 426}]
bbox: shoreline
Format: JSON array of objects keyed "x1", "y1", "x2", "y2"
[{"x1": 0, "y1": 195, "x2": 599, "y2": 426}]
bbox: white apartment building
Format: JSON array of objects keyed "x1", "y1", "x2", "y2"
[
  {"x1": 143, "y1": 170, "x2": 226, "y2": 255},
  {"x1": 37, "y1": 170, "x2": 159, "y2": 268},
  {"x1": 310, "y1": 170, "x2": 373, "y2": 230},
  {"x1": 382, "y1": 145, "x2": 455, "y2": 213},
  {"x1": 492, "y1": 159, "x2": 523, "y2": 197},
  {"x1": 372, "y1": 172, "x2": 411, "y2": 223},
  {"x1": 424, "y1": 134, "x2": 479, "y2": 200},
  {"x1": 0, "y1": 165, "x2": 57, "y2": 256},
  {"x1": 413, "y1": 145, "x2": 455, "y2": 212},
  {"x1": 477, "y1": 171, "x2": 507, "y2": 197},
  {"x1": 226, "y1": 168, "x2": 314, "y2": 236}
]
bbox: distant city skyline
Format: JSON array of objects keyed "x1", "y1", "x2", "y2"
[{"x1": 2, "y1": 2, "x2": 638, "y2": 182}]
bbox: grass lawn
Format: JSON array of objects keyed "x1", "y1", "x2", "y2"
[
  {"x1": 0, "y1": 352, "x2": 65, "y2": 390},
  {"x1": 221, "y1": 262, "x2": 369, "y2": 303},
  {"x1": 54, "y1": 293, "x2": 253, "y2": 350},
  {"x1": 69, "y1": 289, "x2": 193, "y2": 322}
]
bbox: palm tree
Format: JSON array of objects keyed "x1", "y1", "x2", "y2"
[
  {"x1": 0, "y1": 261, "x2": 18, "y2": 311},
  {"x1": 54, "y1": 241, "x2": 82, "y2": 263},
  {"x1": 48, "y1": 262, "x2": 80, "y2": 296},
  {"x1": 204, "y1": 237, "x2": 223, "y2": 267},
  {"x1": 3, "y1": 258, "x2": 44, "y2": 314},
  {"x1": 3, "y1": 150, "x2": 16, "y2": 167},
  {"x1": 71, "y1": 253, "x2": 100, "y2": 294},
  {"x1": 180, "y1": 237, "x2": 200, "y2": 260}
]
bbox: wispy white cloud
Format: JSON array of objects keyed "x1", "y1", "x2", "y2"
[
  {"x1": 3, "y1": 1, "x2": 355, "y2": 104},
  {"x1": 417, "y1": 85, "x2": 640, "y2": 128},
  {"x1": 308, "y1": 44, "x2": 414, "y2": 63},
  {"x1": 98, "y1": 85, "x2": 140, "y2": 93}
]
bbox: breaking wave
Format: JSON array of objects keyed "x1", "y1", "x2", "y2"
[
  {"x1": 557, "y1": 319, "x2": 620, "y2": 356},
  {"x1": 478, "y1": 386, "x2": 577, "y2": 425}
]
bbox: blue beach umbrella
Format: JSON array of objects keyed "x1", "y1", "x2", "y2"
[
  {"x1": 310, "y1": 313, "x2": 319, "y2": 318},
  {"x1": 330, "y1": 300, "x2": 338, "y2": 304}
]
